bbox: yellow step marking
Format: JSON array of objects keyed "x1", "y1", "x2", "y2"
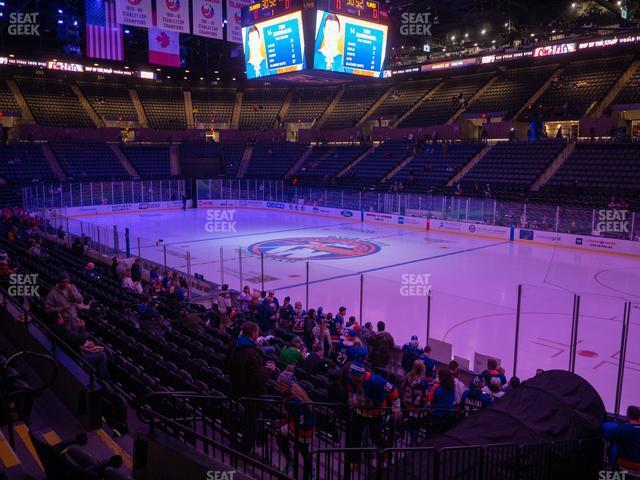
[
  {"x1": 14, "y1": 423, "x2": 43, "y2": 471},
  {"x1": 42, "y1": 431, "x2": 62, "y2": 446},
  {"x1": 0, "y1": 430, "x2": 20, "y2": 468},
  {"x1": 94, "y1": 428, "x2": 132, "y2": 470}
]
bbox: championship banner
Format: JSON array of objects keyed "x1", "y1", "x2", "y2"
[
  {"x1": 193, "y1": 0, "x2": 223, "y2": 39},
  {"x1": 226, "y1": 0, "x2": 251, "y2": 44},
  {"x1": 115, "y1": 0, "x2": 152, "y2": 28},
  {"x1": 156, "y1": 0, "x2": 190, "y2": 33}
]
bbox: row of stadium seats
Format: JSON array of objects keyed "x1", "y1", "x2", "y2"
[{"x1": 0, "y1": 54, "x2": 637, "y2": 131}]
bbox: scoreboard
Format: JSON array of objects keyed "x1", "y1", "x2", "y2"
[
  {"x1": 319, "y1": 0, "x2": 386, "y2": 23},
  {"x1": 241, "y1": 0, "x2": 388, "y2": 79},
  {"x1": 241, "y1": 0, "x2": 303, "y2": 26},
  {"x1": 242, "y1": 10, "x2": 306, "y2": 79}
]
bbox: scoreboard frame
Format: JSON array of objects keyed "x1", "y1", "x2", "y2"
[{"x1": 242, "y1": 0, "x2": 303, "y2": 26}]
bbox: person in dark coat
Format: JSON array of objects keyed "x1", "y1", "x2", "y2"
[
  {"x1": 131, "y1": 258, "x2": 143, "y2": 283},
  {"x1": 227, "y1": 321, "x2": 276, "y2": 454}
]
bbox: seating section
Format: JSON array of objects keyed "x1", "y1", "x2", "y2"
[
  {"x1": 239, "y1": 88, "x2": 288, "y2": 131},
  {"x1": 461, "y1": 141, "x2": 565, "y2": 192},
  {"x1": 466, "y1": 65, "x2": 556, "y2": 119},
  {"x1": 0, "y1": 144, "x2": 57, "y2": 183},
  {"x1": 16, "y1": 77, "x2": 94, "y2": 128},
  {"x1": 136, "y1": 85, "x2": 187, "y2": 129},
  {"x1": 369, "y1": 78, "x2": 441, "y2": 122},
  {"x1": 545, "y1": 143, "x2": 640, "y2": 194},
  {"x1": 121, "y1": 144, "x2": 171, "y2": 179},
  {"x1": 0, "y1": 80, "x2": 21, "y2": 117},
  {"x1": 295, "y1": 145, "x2": 368, "y2": 184},
  {"x1": 78, "y1": 81, "x2": 138, "y2": 122},
  {"x1": 284, "y1": 87, "x2": 337, "y2": 124},
  {"x1": 612, "y1": 64, "x2": 640, "y2": 106},
  {"x1": 322, "y1": 85, "x2": 386, "y2": 129},
  {"x1": 401, "y1": 73, "x2": 492, "y2": 127},
  {"x1": 393, "y1": 143, "x2": 483, "y2": 191},
  {"x1": 191, "y1": 87, "x2": 236, "y2": 125},
  {"x1": 339, "y1": 141, "x2": 411, "y2": 188},
  {"x1": 244, "y1": 142, "x2": 308, "y2": 178},
  {"x1": 527, "y1": 56, "x2": 631, "y2": 120},
  {"x1": 221, "y1": 144, "x2": 246, "y2": 177},
  {"x1": 49, "y1": 141, "x2": 129, "y2": 180}
]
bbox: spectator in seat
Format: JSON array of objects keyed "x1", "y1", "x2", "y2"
[
  {"x1": 280, "y1": 336, "x2": 305, "y2": 367},
  {"x1": 481, "y1": 358, "x2": 507, "y2": 386},
  {"x1": 429, "y1": 368, "x2": 457, "y2": 431},
  {"x1": 278, "y1": 296, "x2": 294, "y2": 331},
  {"x1": 180, "y1": 308, "x2": 205, "y2": 334},
  {"x1": 330, "y1": 306, "x2": 346, "y2": 339},
  {"x1": 45, "y1": 272, "x2": 108, "y2": 378},
  {"x1": 276, "y1": 367, "x2": 315, "y2": 478},
  {"x1": 45, "y1": 272, "x2": 87, "y2": 345},
  {"x1": 216, "y1": 284, "x2": 234, "y2": 333},
  {"x1": 603, "y1": 405, "x2": 640, "y2": 473},
  {"x1": 344, "y1": 362, "x2": 401, "y2": 468},
  {"x1": 71, "y1": 238, "x2": 84, "y2": 257},
  {"x1": 449, "y1": 360, "x2": 466, "y2": 404},
  {"x1": 460, "y1": 376, "x2": 491, "y2": 415},
  {"x1": 237, "y1": 286, "x2": 253, "y2": 319},
  {"x1": 302, "y1": 343, "x2": 333, "y2": 375},
  {"x1": 83, "y1": 262, "x2": 100, "y2": 280},
  {"x1": 401, "y1": 359, "x2": 431, "y2": 445},
  {"x1": 255, "y1": 292, "x2": 275, "y2": 334},
  {"x1": 122, "y1": 269, "x2": 143, "y2": 294},
  {"x1": 227, "y1": 321, "x2": 276, "y2": 454},
  {"x1": 131, "y1": 258, "x2": 143, "y2": 284},
  {"x1": 419, "y1": 345, "x2": 436, "y2": 381},
  {"x1": 291, "y1": 301, "x2": 306, "y2": 337},
  {"x1": 484, "y1": 377, "x2": 506, "y2": 400},
  {"x1": 401, "y1": 335, "x2": 423, "y2": 373},
  {"x1": 137, "y1": 295, "x2": 169, "y2": 336},
  {"x1": 368, "y1": 321, "x2": 395, "y2": 368},
  {"x1": 312, "y1": 318, "x2": 332, "y2": 358},
  {"x1": 149, "y1": 266, "x2": 162, "y2": 287}
]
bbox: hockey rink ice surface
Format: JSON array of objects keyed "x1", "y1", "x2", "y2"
[{"x1": 69, "y1": 208, "x2": 640, "y2": 412}]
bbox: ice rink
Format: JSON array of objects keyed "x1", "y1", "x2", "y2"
[{"x1": 68, "y1": 207, "x2": 640, "y2": 412}]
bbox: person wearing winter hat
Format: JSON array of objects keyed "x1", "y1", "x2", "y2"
[
  {"x1": 276, "y1": 366, "x2": 315, "y2": 478},
  {"x1": 401, "y1": 335, "x2": 423, "y2": 373},
  {"x1": 344, "y1": 362, "x2": 401, "y2": 466},
  {"x1": 460, "y1": 376, "x2": 492, "y2": 415}
]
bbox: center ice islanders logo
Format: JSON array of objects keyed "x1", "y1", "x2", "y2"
[{"x1": 248, "y1": 237, "x2": 380, "y2": 261}]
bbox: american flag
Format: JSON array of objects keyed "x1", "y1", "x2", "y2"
[{"x1": 86, "y1": 0, "x2": 123, "y2": 61}]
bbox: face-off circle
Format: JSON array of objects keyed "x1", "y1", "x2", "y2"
[{"x1": 248, "y1": 237, "x2": 381, "y2": 261}]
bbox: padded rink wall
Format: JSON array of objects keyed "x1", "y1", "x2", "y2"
[{"x1": 198, "y1": 199, "x2": 640, "y2": 257}]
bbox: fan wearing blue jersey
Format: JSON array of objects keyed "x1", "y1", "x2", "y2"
[
  {"x1": 345, "y1": 362, "x2": 401, "y2": 466},
  {"x1": 460, "y1": 376, "x2": 492, "y2": 416}
]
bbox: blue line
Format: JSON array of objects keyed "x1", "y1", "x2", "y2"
[
  {"x1": 164, "y1": 221, "x2": 354, "y2": 246},
  {"x1": 276, "y1": 240, "x2": 509, "y2": 290}
]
